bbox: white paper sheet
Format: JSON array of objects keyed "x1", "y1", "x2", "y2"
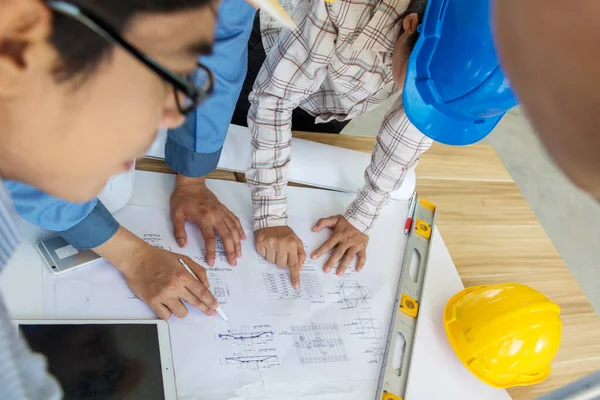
[
  {"x1": 144, "y1": 124, "x2": 416, "y2": 200},
  {"x1": 43, "y1": 205, "x2": 407, "y2": 399}
]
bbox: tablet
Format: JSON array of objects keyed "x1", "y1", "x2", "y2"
[{"x1": 15, "y1": 320, "x2": 177, "y2": 400}]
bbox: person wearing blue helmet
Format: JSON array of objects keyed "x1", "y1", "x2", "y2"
[
  {"x1": 407, "y1": 0, "x2": 600, "y2": 204},
  {"x1": 402, "y1": 0, "x2": 518, "y2": 146},
  {"x1": 239, "y1": 0, "x2": 433, "y2": 287},
  {"x1": 404, "y1": 0, "x2": 600, "y2": 200}
]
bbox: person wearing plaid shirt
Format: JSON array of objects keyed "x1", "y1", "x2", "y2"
[{"x1": 245, "y1": 0, "x2": 432, "y2": 287}]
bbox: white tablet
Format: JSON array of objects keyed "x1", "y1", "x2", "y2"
[{"x1": 15, "y1": 319, "x2": 177, "y2": 400}]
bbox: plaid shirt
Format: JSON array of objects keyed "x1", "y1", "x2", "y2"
[{"x1": 247, "y1": 0, "x2": 433, "y2": 233}]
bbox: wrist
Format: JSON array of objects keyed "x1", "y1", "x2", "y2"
[
  {"x1": 93, "y1": 226, "x2": 148, "y2": 277},
  {"x1": 252, "y1": 215, "x2": 287, "y2": 232},
  {"x1": 343, "y1": 212, "x2": 372, "y2": 234},
  {"x1": 176, "y1": 174, "x2": 207, "y2": 188}
]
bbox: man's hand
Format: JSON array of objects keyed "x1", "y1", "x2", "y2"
[
  {"x1": 255, "y1": 226, "x2": 306, "y2": 288},
  {"x1": 94, "y1": 227, "x2": 219, "y2": 320},
  {"x1": 311, "y1": 215, "x2": 369, "y2": 275},
  {"x1": 171, "y1": 175, "x2": 245, "y2": 267}
]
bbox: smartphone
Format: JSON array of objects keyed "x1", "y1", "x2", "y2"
[{"x1": 37, "y1": 236, "x2": 102, "y2": 275}]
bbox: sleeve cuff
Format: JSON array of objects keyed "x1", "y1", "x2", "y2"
[
  {"x1": 165, "y1": 136, "x2": 223, "y2": 178},
  {"x1": 252, "y1": 216, "x2": 287, "y2": 232},
  {"x1": 59, "y1": 202, "x2": 119, "y2": 249},
  {"x1": 343, "y1": 213, "x2": 373, "y2": 234},
  {"x1": 343, "y1": 196, "x2": 383, "y2": 234}
]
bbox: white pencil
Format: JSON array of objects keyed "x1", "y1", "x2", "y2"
[{"x1": 178, "y1": 258, "x2": 230, "y2": 323}]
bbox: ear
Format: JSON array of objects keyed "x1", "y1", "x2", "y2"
[
  {"x1": 0, "y1": 0, "x2": 52, "y2": 96},
  {"x1": 402, "y1": 13, "x2": 420, "y2": 34}
]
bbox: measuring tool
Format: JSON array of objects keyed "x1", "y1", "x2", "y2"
[{"x1": 375, "y1": 196, "x2": 437, "y2": 400}]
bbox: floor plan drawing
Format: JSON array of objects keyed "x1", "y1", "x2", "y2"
[
  {"x1": 291, "y1": 324, "x2": 348, "y2": 364},
  {"x1": 44, "y1": 204, "x2": 408, "y2": 398},
  {"x1": 263, "y1": 272, "x2": 324, "y2": 300}
]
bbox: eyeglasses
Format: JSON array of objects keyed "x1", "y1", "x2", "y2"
[{"x1": 46, "y1": 1, "x2": 214, "y2": 114}]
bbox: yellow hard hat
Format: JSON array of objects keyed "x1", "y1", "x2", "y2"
[{"x1": 444, "y1": 283, "x2": 562, "y2": 389}]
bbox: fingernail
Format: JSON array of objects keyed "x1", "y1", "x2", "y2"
[
  {"x1": 210, "y1": 310, "x2": 217, "y2": 316},
  {"x1": 324, "y1": 267, "x2": 331, "y2": 273},
  {"x1": 177, "y1": 239, "x2": 185, "y2": 247},
  {"x1": 337, "y1": 270, "x2": 343, "y2": 276},
  {"x1": 311, "y1": 254, "x2": 317, "y2": 260}
]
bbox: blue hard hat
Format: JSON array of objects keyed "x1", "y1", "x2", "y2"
[{"x1": 403, "y1": 0, "x2": 518, "y2": 146}]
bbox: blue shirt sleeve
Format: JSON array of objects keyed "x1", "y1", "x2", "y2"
[
  {"x1": 165, "y1": 0, "x2": 255, "y2": 177},
  {"x1": 5, "y1": 181, "x2": 119, "y2": 250}
]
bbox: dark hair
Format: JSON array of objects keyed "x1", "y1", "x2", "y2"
[
  {"x1": 50, "y1": 0, "x2": 212, "y2": 82},
  {"x1": 395, "y1": 0, "x2": 428, "y2": 52}
]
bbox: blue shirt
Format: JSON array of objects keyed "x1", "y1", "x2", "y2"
[{"x1": 7, "y1": 1, "x2": 255, "y2": 249}]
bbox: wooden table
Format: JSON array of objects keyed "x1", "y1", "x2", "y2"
[{"x1": 137, "y1": 131, "x2": 600, "y2": 399}]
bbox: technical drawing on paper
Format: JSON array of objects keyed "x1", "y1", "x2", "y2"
[
  {"x1": 258, "y1": 255, "x2": 271, "y2": 265},
  {"x1": 263, "y1": 273, "x2": 324, "y2": 300},
  {"x1": 216, "y1": 325, "x2": 274, "y2": 346},
  {"x1": 292, "y1": 324, "x2": 348, "y2": 364},
  {"x1": 336, "y1": 280, "x2": 372, "y2": 308},
  {"x1": 355, "y1": 312, "x2": 381, "y2": 335},
  {"x1": 364, "y1": 345, "x2": 385, "y2": 364},
  {"x1": 207, "y1": 273, "x2": 230, "y2": 304},
  {"x1": 141, "y1": 233, "x2": 171, "y2": 251},
  {"x1": 222, "y1": 349, "x2": 280, "y2": 370}
]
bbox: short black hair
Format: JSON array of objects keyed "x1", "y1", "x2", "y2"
[
  {"x1": 50, "y1": 0, "x2": 213, "y2": 82},
  {"x1": 395, "y1": 0, "x2": 428, "y2": 52}
]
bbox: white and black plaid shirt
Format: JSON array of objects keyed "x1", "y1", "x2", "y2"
[{"x1": 247, "y1": 0, "x2": 433, "y2": 233}]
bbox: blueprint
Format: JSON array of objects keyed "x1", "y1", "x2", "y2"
[{"x1": 42, "y1": 205, "x2": 406, "y2": 399}]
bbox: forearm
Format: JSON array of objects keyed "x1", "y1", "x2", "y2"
[
  {"x1": 92, "y1": 226, "x2": 147, "y2": 278},
  {"x1": 176, "y1": 175, "x2": 207, "y2": 187},
  {"x1": 246, "y1": 101, "x2": 293, "y2": 231},
  {"x1": 245, "y1": 0, "x2": 337, "y2": 231},
  {"x1": 344, "y1": 99, "x2": 432, "y2": 233}
]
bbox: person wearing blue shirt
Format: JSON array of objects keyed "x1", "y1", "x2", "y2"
[{"x1": 6, "y1": 0, "x2": 255, "y2": 320}]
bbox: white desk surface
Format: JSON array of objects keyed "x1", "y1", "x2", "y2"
[{"x1": 0, "y1": 171, "x2": 509, "y2": 400}]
